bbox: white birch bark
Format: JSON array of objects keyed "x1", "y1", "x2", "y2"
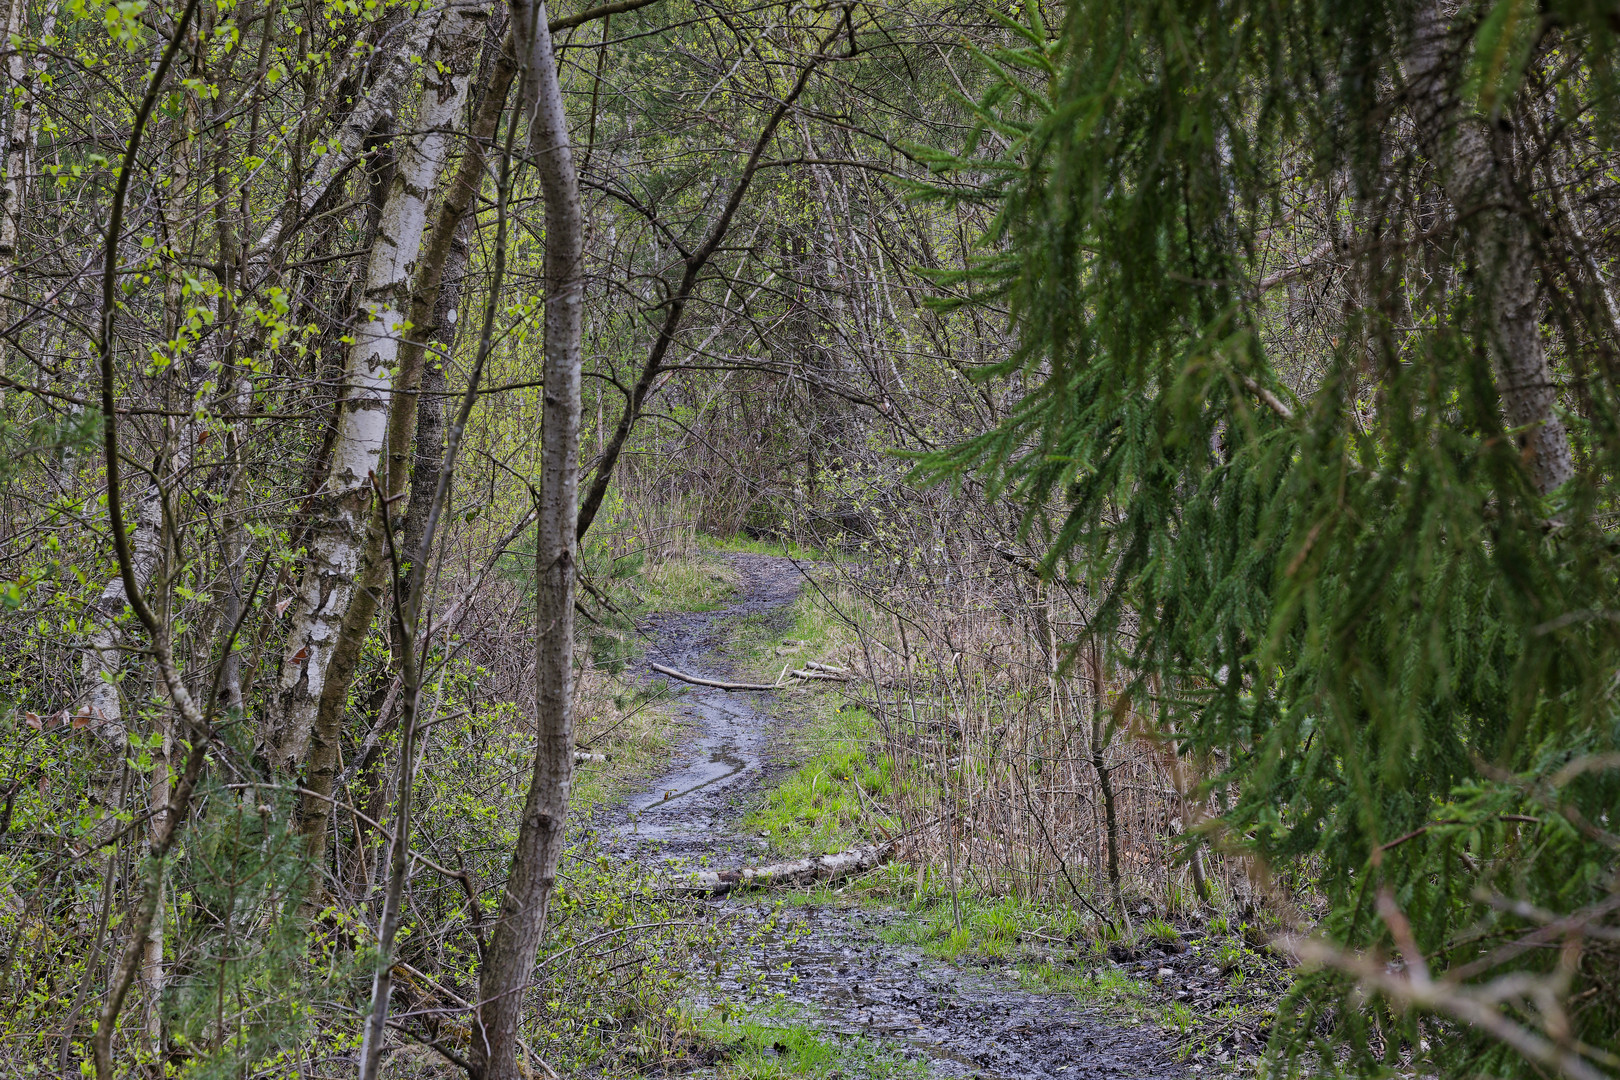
[
  {"x1": 1405, "y1": 0, "x2": 1575, "y2": 497},
  {"x1": 0, "y1": 0, "x2": 33, "y2": 272},
  {"x1": 0, "y1": 0, "x2": 52, "y2": 414},
  {"x1": 76, "y1": 2, "x2": 445, "y2": 749},
  {"x1": 249, "y1": 5, "x2": 446, "y2": 259},
  {"x1": 268, "y1": 0, "x2": 487, "y2": 772},
  {"x1": 79, "y1": 446, "x2": 179, "y2": 743}
]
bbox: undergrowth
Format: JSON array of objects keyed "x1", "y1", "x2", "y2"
[
  {"x1": 693, "y1": 1006, "x2": 925, "y2": 1080},
  {"x1": 740, "y1": 702, "x2": 900, "y2": 857}
]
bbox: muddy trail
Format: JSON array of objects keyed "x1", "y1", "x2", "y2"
[{"x1": 607, "y1": 554, "x2": 1185, "y2": 1080}]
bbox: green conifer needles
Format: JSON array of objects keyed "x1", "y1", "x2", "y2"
[{"x1": 917, "y1": 1, "x2": 1620, "y2": 1075}]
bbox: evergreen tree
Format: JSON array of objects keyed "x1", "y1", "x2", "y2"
[{"x1": 919, "y1": 0, "x2": 1620, "y2": 1074}]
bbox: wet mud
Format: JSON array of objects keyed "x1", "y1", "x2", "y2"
[{"x1": 611, "y1": 554, "x2": 1185, "y2": 1080}]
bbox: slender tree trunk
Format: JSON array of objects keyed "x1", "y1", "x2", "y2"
[
  {"x1": 139, "y1": 63, "x2": 200, "y2": 1055},
  {"x1": 79, "y1": 444, "x2": 177, "y2": 743},
  {"x1": 272, "y1": 0, "x2": 487, "y2": 775},
  {"x1": 76, "y1": 1, "x2": 442, "y2": 762},
  {"x1": 89, "y1": 6, "x2": 209, "y2": 1072},
  {"x1": 0, "y1": 0, "x2": 29, "y2": 282},
  {"x1": 470, "y1": 2, "x2": 582, "y2": 1074},
  {"x1": 401, "y1": 209, "x2": 475, "y2": 567},
  {"x1": 0, "y1": 0, "x2": 50, "y2": 379},
  {"x1": 1088, "y1": 640, "x2": 1126, "y2": 923},
  {"x1": 1404, "y1": 0, "x2": 1575, "y2": 497},
  {"x1": 250, "y1": 6, "x2": 448, "y2": 260},
  {"x1": 355, "y1": 574, "x2": 429, "y2": 1080},
  {"x1": 295, "y1": 31, "x2": 514, "y2": 855}
]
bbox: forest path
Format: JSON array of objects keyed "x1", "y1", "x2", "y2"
[{"x1": 606, "y1": 554, "x2": 1184, "y2": 1080}]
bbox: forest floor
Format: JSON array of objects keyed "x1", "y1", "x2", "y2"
[{"x1": 593, "y1": 553, "x2": 1236, "y2": 1080}]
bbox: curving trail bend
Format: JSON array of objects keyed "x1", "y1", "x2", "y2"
[{"x1": 609, "y1": 554, "x2": 1183, "y2": 1080}]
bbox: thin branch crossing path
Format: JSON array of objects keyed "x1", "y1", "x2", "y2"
[{"x1": 613, "y1": 554, "x2": 1183, "y2": 1080}]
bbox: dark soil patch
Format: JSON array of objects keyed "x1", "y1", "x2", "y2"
[{"x1": 606, "y1": 554, "x2": 1187, "y2": 1080}]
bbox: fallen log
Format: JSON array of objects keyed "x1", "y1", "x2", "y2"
[
  {"x1": 574, "y1": 752, "x2": 610, "y2": 763},
  {"x1": 790, "y1": 668, "x2": 848, "y2": 682},
  {"x1": 675, "y1": 842, "x2": 893, "y2": 895},
  {"x1": 804, "y1": 661, "x2": 849, "y2": 675},
  {"x1": 650, "y1": 662, "x2": 776, "y2": 692}
]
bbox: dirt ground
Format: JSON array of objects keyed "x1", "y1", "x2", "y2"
[{"x1": 606, "y1": 554, "x2": 1187, "y2": 1080}]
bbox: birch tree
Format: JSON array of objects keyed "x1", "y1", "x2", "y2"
[{"x1": 268, "y1": 0, "x2": 488, "y2": 773}]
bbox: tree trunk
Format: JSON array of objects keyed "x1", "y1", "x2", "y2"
[
  {"x1": 0, "y1": 0, "x2": 31, "y2": 274},
  {"x1": 272, "y1": 0, "x2": 488, "y2": 775},
  {"x1": 89, "y1": 8, "x2": 211, "y2": 1071},
  {"x1": 0, "y1": 0, "x2": 52, "y2": 364},
  {"x1": 250, "y1": 5, "x2": 448, "y2": 260},
  {"x1": 1404, "y1": 0, "x2": 1575, "y2": 497},
  {"x1": 1089, "y1": 641, "x2": 1126, "y2": 923},
  {"x1": 79, "y1": 443, "x2": 177, "y2": 743},
  {"x1": 76, "y1": 0, "x2": 447, "y2": 763},
  {"x1": 400, "y1": 211, "x2": 473, "y2": 568},
  {"x1": 295, "y1": 32, "x2": 515, "y2": 856},
  {"x1": 470, "y1": 1, "x2": 582, "y2": 1074}
]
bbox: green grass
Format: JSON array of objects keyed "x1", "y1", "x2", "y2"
[
  {"x1": 636, "y1": 552, "x2": 740, "y2": 612},
  {"x1": 1014, "y1": 960, "x2": 1187, "y2": 1026},
  {"x1": 728, "y1": 603, "x2": 837, "y2": 673},
  {"x1": 862, "y1": 883, "x2": 1193, "y2": 1030},
  {"x1": 586, "y1": 546, "x2": 740, "y2": 626},
  {"x1": 876, "y1": 885, "x2": 1088, "y2": 962},
  {"x1": 740, "y1": 703, "x2": 901, "y2": 857},
  {"x1": 704, "y1": 533, "x2": 834, "y2": 562},
  {"x1": 718, "y1": 577, "x2": 909, "y2": 859},
  {"x1": 701, "y1": 1014, "x2": 925, "y2": 1080}
]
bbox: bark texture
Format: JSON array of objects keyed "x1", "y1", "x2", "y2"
[
  {"x1": 76, "y1": 1, "x2": 447, "y2": 758},
  {"x1": 295, "y1": 33, "x2": 515, "y2": 851},
  {"x1": 271, "y1": 0, "x2": 487, "y2": 774},
  {"x1": 79, "y1": 442, "x2": 182, "y2": 743},
  {"x1": 470, "y1": 3, "x2": 582, "y2": 1074},
  {"x1": 1404, "y1": 0, "x2": 1575, "y2": 497},
  {"x1": 678, "y1": 843, "x2": 893, "y2": 895},
  {"x1": 0, "y1": 0, "x2": 31, "y2": 269},
  {"x1": 250, "y1": 6, "x2": 447, "y2": 258}
]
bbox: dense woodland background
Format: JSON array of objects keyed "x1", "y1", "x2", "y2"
[{"x1": 0, "y1": 0, "x2": 1616, "y2": 1075}]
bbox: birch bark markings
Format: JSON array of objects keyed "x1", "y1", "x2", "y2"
[
  {"x1": 296, "y1": 36, "x2": 513, "y2": 851},
  {"x1": 71, "y1": 3, "x2": 445, "y2": 754},
  {"x1": 270, "y1": 0, "x2": 486, "y2": 773},
  {"x1": 0, "y1": 0, "x2": 29, "y2": 277},
  {"x1": 0, "y1": 0, "x2": 50, "y2": 286},
  {"x1": 250, "y1": 7, "x2": 445, "y2": 260},
  {"x1": 1404, "y1": 1, "x2": 1575, "y2": 497}
]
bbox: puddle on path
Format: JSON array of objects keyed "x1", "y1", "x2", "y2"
[{"x1": 608, "y1": 554, "x2": 1184, "y2": 1080}]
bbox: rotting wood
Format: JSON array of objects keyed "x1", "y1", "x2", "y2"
[
  {"x1": 674, "y1": 842, "x2": 894, "y2": 895},
  {"x1": 790, "y1": 668, "x2": 848, "y2": 682},
  {"x1": 650, "y1": 662, "x2": 776, "y2": 692}
]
